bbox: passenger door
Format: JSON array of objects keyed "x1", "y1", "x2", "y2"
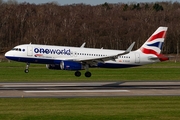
[{"x1": 27, "y1": 46, "x2": 33, "y2": 56}]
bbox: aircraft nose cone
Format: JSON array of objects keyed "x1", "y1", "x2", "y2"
[
  {"x1": 5, "y1": 51, "x2": 8, "y2": 57},
  {"x1": 5, "y1": 51, "x2": 12, "y2": 58},
  {"x1": 5, "y1": 51, "x2": 9, "y2": 57}
]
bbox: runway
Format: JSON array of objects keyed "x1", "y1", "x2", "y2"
[{"x1": 0, "y1": 81, "x2": 180, "y2": 98}]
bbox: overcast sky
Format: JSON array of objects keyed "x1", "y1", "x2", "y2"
[{"x1": 3, "y1": 0, "x2": 179, "y2": 5}]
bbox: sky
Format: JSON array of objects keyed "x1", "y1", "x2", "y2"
[{"x1": 3, "y1": 0, "x2": 179, "y2": 5}]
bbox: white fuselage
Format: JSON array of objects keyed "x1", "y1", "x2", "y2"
[{"x1": 5, "y1": 44, "x2": 159, "y2": 68}]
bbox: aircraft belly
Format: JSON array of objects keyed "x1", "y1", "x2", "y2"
[
  {"x1": 97, "y1": 62, "x2": 140, "y2": 68},
  {"x1": 7, "y1": 56, "x2": 59, "y2": 64}
]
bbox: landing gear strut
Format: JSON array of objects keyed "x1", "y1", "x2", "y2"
[{"x1": 24, "y1": 63, "x2": 30, "y2": 73}]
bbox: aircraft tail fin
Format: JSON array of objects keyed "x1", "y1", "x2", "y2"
[
  {"x1": 138, "y1": 27, "x2": 169, "y2": 61},
  {"x1": 138, "y1": 27, "x2": 168, "y2": 61},
  {"x1": 139, "y1": 27, "x2": 168, "y2": 55}
]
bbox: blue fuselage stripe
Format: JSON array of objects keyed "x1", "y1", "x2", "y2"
[
  {"x1": 6, "y1": 56, "x2": 140, "y2": 68},
  {"x1": 6, "y1": 56, "x2": 61, "y2": 64}
]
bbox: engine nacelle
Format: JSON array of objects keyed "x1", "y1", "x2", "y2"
[
  {"x1": 46, "y1": 64, "x2": 61, "y2": 70},
  {"x1": 60, "y1": 61, "x2": 83, "y2": 70}
]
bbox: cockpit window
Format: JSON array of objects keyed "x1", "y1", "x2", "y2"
[
  {"x1": 12, "y1": 48, "x2": 17, "y2": 50},
  {"x1": 12, "y1": 48, "x2": 21, "y2": 51}
]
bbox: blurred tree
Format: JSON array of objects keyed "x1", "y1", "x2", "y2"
[{"x1": 0, "y1": 1, "x2": 179, "y2": 55}]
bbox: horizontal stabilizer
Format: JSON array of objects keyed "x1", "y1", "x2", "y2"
[{"x1": 149, "y1": 54, "x2": 169, "y2": 61}]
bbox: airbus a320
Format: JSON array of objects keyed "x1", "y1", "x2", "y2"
[{"x1": 5, "y1": 27, "x2": 169, "y2": 77}]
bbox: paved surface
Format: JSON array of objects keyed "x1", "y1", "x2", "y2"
[{"x1": 0, "y1": 81, "x2": 180, "y2": 98}]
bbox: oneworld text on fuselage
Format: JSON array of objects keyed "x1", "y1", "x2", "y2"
[{"x1": 34, "y1": 48, "x2": 71, "y2": 55}]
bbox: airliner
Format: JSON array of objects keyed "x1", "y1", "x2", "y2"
[{"x1": 5, "y1": 27, "x2": 169, "y2": 77}]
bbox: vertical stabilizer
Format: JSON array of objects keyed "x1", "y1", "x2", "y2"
[
  {"x1": 139, "y1": 27, "x2": 168, "y2": 55},
  {"x1": 138, "y1": 27, "x2": 168, "y2": 61}
]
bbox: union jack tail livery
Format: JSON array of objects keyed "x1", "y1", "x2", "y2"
[{"x1": 138, "y1": 27, "x2": 168, "y2": 61}]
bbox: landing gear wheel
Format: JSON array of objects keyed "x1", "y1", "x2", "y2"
[
  {"x1": 24, "y1": 69, "x2": 29, "y2": 73},
  {"x1": 75, "y1": 71, "x2": 81, "y2": 77},
  {"x1": 85, "y1": 71, "x2": 91, "y2": 77}
]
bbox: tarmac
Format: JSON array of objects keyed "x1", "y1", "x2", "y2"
[{"x1": 0, "y1": 81, "x2": 180, "y2": 98}]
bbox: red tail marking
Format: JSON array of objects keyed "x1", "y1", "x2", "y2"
[
  {"x1": 148, "y1": 31, "x2": 166, "y2": 42},
  {"x1": 141, "y1": 47, "x2": 169, "y2": 61},
  {"x1": 158, "y1": 54, "x2": 169, "y2": 61},
  {"x1": 141, "y1": 47, "x2": 158, "y2": 56}
]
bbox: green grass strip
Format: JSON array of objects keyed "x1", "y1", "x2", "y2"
[
  {"x1": 0, "y1": 61, "x2": 180, "y2": 82},
  {"x1": 0, "y1": 97, "x2": 180, "y2": 120}
]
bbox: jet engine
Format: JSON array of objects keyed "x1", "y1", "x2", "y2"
[
  {"x1": 60, "y1": 61, "x2": 83, "y2": 70},
  {"x1": 46, "y1": 64, "x2": 61, "y2": 70},
  {"x1": 46, "y1": 61, "x2": 83, "y2": 70}
]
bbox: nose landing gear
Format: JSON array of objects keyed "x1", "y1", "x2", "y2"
[{"x1": 24, "y1": 63, "x2": 30, "y2": 73}]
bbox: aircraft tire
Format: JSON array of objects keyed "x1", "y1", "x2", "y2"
[
  {"x1": 24, "y1": 69, "x2": 29, "y2": 73},
  {"x1": 85, "y1": 71, "x2": 91, "y2": 77},
  {"x1": 75, "y1": 71, "x2": 81, "y2": 77}
]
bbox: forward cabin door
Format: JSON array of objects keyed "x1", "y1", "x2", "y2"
[{"x1": 27, "y1": 46, "x2": 33, "y2": 56}]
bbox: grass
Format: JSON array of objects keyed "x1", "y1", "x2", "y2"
[
  {"x1": 0, "y1": 61, "x2": 180, "y2": 120},
  {"x1": 0, "y1": 97, "x2": 180, "y2": 120},
  {"x1": 0, "y1": 61, "x2": 180, "y2": 82}
]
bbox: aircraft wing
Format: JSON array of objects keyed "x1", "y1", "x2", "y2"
[
  {"x1": 76, "y1": 42, "x2": 135, "y2": 62},
  {"x1": 58, "y1": 42, "x2": 135, "y2": 66}
]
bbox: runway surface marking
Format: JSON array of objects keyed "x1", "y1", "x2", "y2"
[
  {"x1": 24, "y1": 90, "x2": 130, "y2": 93},
  {"x1": 2, "y1": 82, "x2": 114, "y2": 87},
  {"x1": 1, "y1": 81, "x2": 180, "y2": 97}
]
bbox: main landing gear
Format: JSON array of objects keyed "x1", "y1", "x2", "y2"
[
  {"x1": 24, "y1": 63, "x2": 30, "y2": 73},
  {"x1": 75, "y1": 71, "x2": 81, "y2": 77},
  {"x1": 75, "y1": 64, "x2": 91, "y2": 77},
  {"x1": 75, "y1": 71, "x2": 92, "y2": 77},
  {"x1": 85, "y1": 71, "x2": 91, "y2": 77}
]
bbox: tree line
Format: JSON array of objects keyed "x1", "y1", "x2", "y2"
[{"x1": 0, "y1": 1, "x2": 180, "y2": 54}]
